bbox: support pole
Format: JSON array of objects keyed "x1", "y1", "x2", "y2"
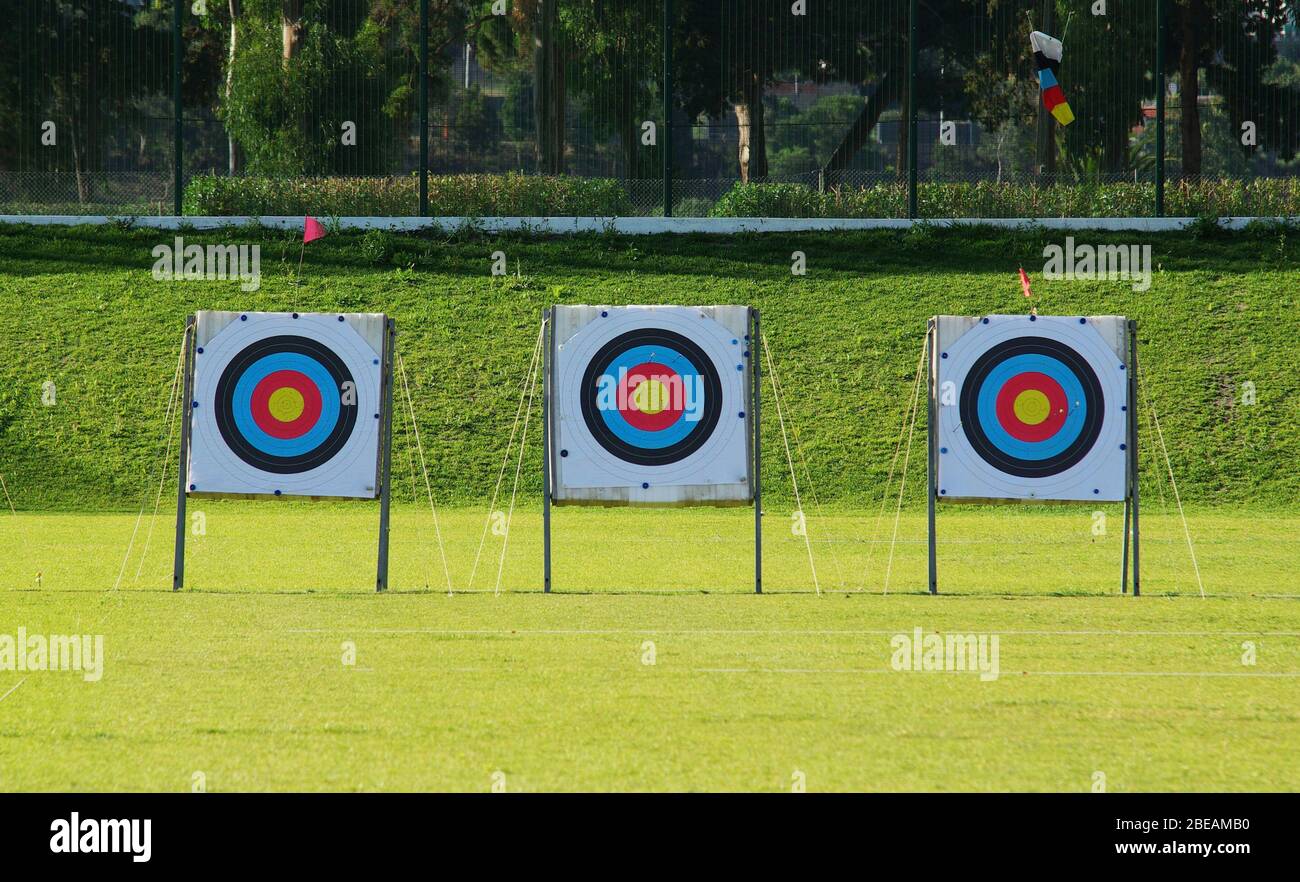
[
  {"x1": 419, "y1": 0, "x2": 429, "y2": 217},
  {"x1": 662, "y1": 0, "x2": 674, "y2": 218},
  {"x1": 172, "y1": 316, "x2": 196, "y2": 590},
  {"x1": 752, "y1": 308, "x2": 762, "y2": 595},
  {"x1": 1129, "y1": 320, "x2": 1141, "y2": 596},
  {"x1": 376, "y1": 318, "x2": 396, "y2": 592},
  {"x1": 172, "y1": 0, "x2": 183, "y2": 216},
  {"x1": 906, "y1": 0, "x2": 919, "y2": 219},
  {"x1": 1121, "y1": 493, "x2": 1132, "y2": 594},
  {"x1": 1035, "y1": 1, "x2": 1055, "y2": 178},
  {"x1": 542, "y1": 308, "x2": 553, "y2": 593},
  {"x1": 926, "y1": 319, "x2": 937, "y2": 594},
  {"x1": 1155, "y1": 0, "x2": 1167, "y2": 217}
]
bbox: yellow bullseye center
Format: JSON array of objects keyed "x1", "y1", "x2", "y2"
[
  {"x1": 1013, "y1": 389, "x2": 1051, "y2": 425},
  {"x1": 267, "y1": 386, "x2": 305, "y2": 422},
  {"x1": 631, "y1": 378, "x2": 670, "y2": 415}
]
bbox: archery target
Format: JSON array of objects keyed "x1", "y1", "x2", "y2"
[
  {"x1": 187, "y1": 311, "x2": 387, "y2": 498},
  {"x1": 934, "y1": 315, "x2": 1129, "y2": 502},
  {"x1": 550, "y1": 306, "x2": 752, "y2": 505}
]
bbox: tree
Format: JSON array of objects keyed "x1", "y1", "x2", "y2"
[
  {"x1": 219, "y1": 0, "x2": 474, "y2": 176},
  {"x1": 671, "y1": 1, "x2": 904, "y2": 183},
  {"x1": 559, "y1": 1, "x2": 663, "y2": 177},
  {"x1": 0, "y1": 1, "x2": 168, "y2": 203},
  {"x1": 467, "y1": 1, "x2": 566, "y2": 172},
  {"x1": 1170, "y1": 0, "x2": 1296, "y2": 178}
]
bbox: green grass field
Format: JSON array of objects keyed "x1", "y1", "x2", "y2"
[
  {"x1": 1, "y1": 224, "x2": 1298, "y2": 791},
  {"x1": 1, "y1": 505, "x2": 1298, "y2": 791}
]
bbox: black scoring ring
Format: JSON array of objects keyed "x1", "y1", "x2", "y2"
[
  {"x1": 958, "y1": 336, "x2": 1104, "y2": 479},
  {"x1": 214, "y1": 335, "x2": 357, "y2": 474},
  {"x1": 579, "y1": 328, "x2": 723, "y2": 466}
]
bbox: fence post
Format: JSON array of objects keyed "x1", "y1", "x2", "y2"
[
  {"x1": 1035, "y1": 0, "x2": 1055, "y2": 178},
  {"x1": 907, "y1": 0, "x2": 919, "y2": 219},
  {"x1": 419, "y1": 0, "x2": 429, "y2": 217},
  {"x1": 173, "y1": 0, "x2": 183, "y2": 216},
  {"x1": 663, "y1": 0, "x2": 674, "y2": 218},
  {"x1": 1155, "y1": 0, "x2": 1167, "y2": 217}
]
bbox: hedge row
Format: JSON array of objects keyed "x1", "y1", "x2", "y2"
[
  {"x1": 182, "y1": 172, "x2": 632, "y2": 217},
  {"x1": 709, "y1": 179, "x2": 1300, "y2": 219},
  {"x1": 182, "y1": 172, "x2": 1300, "y2": 218}
]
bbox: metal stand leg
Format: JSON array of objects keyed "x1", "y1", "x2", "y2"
[
  {"x1": 542, "y1": 308, "x2": 552, "y2": 593},
  {"x1": 926, "y1": 321, "x2": 937, "y2": 595},
  {"x1": 376, "y1": 319, "x2": 396, "y2": 592},
  {"x1": 1121, "y1": 495, "x2": 1132, "y2": 594},
  {"x1": 172, "y1": 317, "x2": 196, "y2": 591},
  {"x1": 1129, "y1": 320, "x2": 1140, "y2": 597}
]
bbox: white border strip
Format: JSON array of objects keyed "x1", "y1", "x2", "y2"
[{"x1": 1, "y1": 215, "x2": 1291, "y2": 234}]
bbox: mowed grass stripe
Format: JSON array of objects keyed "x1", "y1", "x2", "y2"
[{"x1": 1, "y1": 589, "x2": 1297, "y2": 790}]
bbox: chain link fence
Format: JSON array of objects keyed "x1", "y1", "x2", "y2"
[{"x1": 4, "y1": 1, "x2": 1300, "y2": 218}]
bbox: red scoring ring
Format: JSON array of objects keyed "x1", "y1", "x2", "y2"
[
  {"x1": 616, "y1": 361, "x2": 686, "y2": 432},
  {"x1": 994, "y1": 371, "x2": 1068, "y2": 443},
  {"x1": 249, "y1": 369, "x2": 324, "y2": 439}
]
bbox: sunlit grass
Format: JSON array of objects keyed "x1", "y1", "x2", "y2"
[{"x1": 1, "y1": 506, "x2": 1297, "y2": 792}]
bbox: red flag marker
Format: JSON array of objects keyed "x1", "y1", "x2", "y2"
[
  {"x1": 1019, "y1": 267, "x2": 1033, "y2": 298},
  {"x1": 295, "y1": 217, "x2": 327, "y2": 285},
  {"x1": 303, "y1": 216, "x2": 327, "y2": 243}
]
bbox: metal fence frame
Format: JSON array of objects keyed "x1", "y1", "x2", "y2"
[{"x1": 10, "y1": 0, "x2": 1268, "y2": 220}]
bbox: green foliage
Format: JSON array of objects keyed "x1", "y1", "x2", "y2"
[
  {"x1": 219, "y1": 0, "x2": 421, "y2": 176},
  {"x1": 449, "y1": 86, "x2": 498, "y2": 155},
  {"x1": 766, "y1": 95, "x2": 875, "y2": 175},
  {"x1": 0, "y1": 0, "x2": 169, "y2": 200},
  {"x1": 183, "y1": 172, "x2": 633, "y2": 216},
  {"x1": 709, "y1": 178, "x2": 1300, "y2": 218},
  {"x1": 359, "y1": 228, "x2": 395, "y2": 264}
]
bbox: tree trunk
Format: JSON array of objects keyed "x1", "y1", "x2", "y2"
[
  {"x1": 534, "y1": 0, "x2": 565, "y2": 174},
  {"x1": 282, "y1": 0, "x2": 303, "y2": 66},
  {"x1": 736, "y1": 73, "x2": 767, "y2": 182},
  {"x1": 734, "y1": 102, "x2": 752, "y2": 182},
  {"x1": 1180, "y1": 0, "x2": 1202, "y2": 178},
  {"x1": 228, "y1": 0, "x2": 241, "y2": 175}
]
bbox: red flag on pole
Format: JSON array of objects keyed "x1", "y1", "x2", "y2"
[
  {"x1": 295, "y1": 217, "x2": 326, "y2": 286},
  {"x1": 303, "y1": 216, "x2": 327, "y2": 243},
  {"x1": 1018, "y1": 267, "x2": 1033, "y2": 298}
]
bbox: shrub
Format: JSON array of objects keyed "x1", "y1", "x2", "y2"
[
  {"x1": 182, "y1": 174, "x2": 1300, "y2": 219},
  {"x1": 183, "y1": 173, "x2": 633, "y2": 217},
  {"x1": 708, "y1": 179, "x2": 1300, "y2": 219}
]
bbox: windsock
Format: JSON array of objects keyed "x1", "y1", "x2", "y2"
[{"x1": 1031, "y1": 30, "x2": 1075, "y2": 127}]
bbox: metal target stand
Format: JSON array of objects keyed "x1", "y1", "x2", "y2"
[
  {"x1": 171, "y1": 313, "x2": 398, "y2": 593},
  {"x1": 541, "y1": 306, "x2": 763, "y2": 594},
  {"x1": 925, "y1": 317, "x2": 1140, "y2": 596}
]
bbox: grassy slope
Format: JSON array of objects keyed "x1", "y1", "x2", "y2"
[{"x1": 0, "y1": 222, "x2": 1297, "y2": 510}]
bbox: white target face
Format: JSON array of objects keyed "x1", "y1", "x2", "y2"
[
  {"x1": 550, "y1": 305, "x2": 753, "y2": 506},
  {"x1": 186, "y1": 311, "x2": 387, "y2": 498},
  {"x1": 934, "y1": 315, "x2": 1130, "y2": 502}
]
